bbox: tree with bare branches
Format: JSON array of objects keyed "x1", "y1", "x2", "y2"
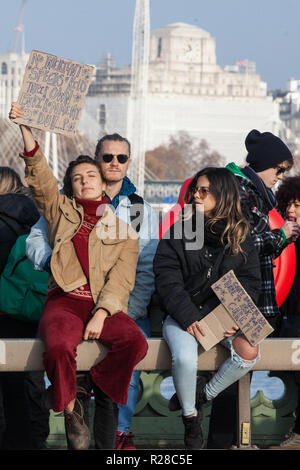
[{"x1": 146, "y1": 131, "x2": 225, "y2": 180}]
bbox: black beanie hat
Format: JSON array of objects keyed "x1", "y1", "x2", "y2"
[{"x1": 245, "y1": 129, "x2": 293, "y2": 172}]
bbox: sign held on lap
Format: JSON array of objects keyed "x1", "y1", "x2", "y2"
[
  {"x1": 14, "y1": 50, "x2": 94, "y2": 135},
  {"x1": 197, "y1": 270, "x2": 273, "y2": 351}
]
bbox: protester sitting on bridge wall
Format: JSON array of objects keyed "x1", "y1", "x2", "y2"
[
  {"x1": 153, "y1": 167, "x2": 262, "y2": 450},
  {"x1": 269, "y1": 176, "x2": 300, "y2": 450},
  {"x1": 0, "y1": 166, "x2": 49, "y2": 449},
  {"x1": 25, "y1": 133, "x2": 159, "y2": 450},
  {"x1": 9, "y1": 102, "x2": 148, "y2": 451},
  {"x1": 206, "y1": 130, "x2": 300, "y2": 449}
]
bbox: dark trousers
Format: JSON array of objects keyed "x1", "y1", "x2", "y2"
[
  {"x1": 207, "y1": 382, "x2": 238, "y2": 449},
  {"x1": 93, "y1": 381, "x2": 119, "y2": 449},
  {"x1": 69, "y1": 373, "x2": 119, "y2": 450},
  {"x1": 0, "y1": 314, "x2": 49, "y2": 449}
]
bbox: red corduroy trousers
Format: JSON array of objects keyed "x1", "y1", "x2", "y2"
[{"x1": 38, "y1": 290, "x2": 148, "y2": 412}]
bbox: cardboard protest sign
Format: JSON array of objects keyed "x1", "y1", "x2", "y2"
[
  {"x1": 15, "y1": 50, "x2": 94, "y2": 135},
  {"x1": 196, "y1": 270, "x2": 273, "y2": 351},
  {"x1": 196, "y1": 304, "x2": 238, "y2": 351}
]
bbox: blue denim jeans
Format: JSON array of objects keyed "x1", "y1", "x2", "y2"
[
  {"x1": 117, "y1": 318, "x2": 150, "y2": 433},
  {"x1": 163, "y1": 315, "x2": 260, "y2": 417}
]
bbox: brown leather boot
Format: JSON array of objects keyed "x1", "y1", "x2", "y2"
[{"x1": 64, "y1": 399, "x2": 91, "y2": 450}]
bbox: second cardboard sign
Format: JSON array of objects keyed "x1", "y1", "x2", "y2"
[{"x1": 196, "y1": 270, "x2": 273, "y2": 351}]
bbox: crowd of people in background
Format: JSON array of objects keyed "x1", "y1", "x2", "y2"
[{"x1": 0, "y1": 101, "x2": 300, "y2": 450}]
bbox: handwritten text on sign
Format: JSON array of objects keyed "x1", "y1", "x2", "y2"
[
  {"x1": 212, "y1": 270, "x2": 273, "y2": 346},
  {"x1": 16, "y1": 50, "x2": 94, "y2": 135}
]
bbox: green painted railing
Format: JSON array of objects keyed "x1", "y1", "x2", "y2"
[{"x1": 47, "y1": 370, "x2": 299, "y2": 449}]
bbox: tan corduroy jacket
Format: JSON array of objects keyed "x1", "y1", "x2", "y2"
[{"x1": 21, "y1": 148, "x2": 139, "y2": 316}]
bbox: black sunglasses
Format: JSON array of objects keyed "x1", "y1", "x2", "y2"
[
  {"x1": 275, "y1": 165, "x2": 289, "y2": 176},
  {"x1": 102, "y1": 153, "x2": 129, "y2": 164}
]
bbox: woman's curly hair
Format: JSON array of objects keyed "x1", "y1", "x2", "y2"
[{"x1": 275, "y1": 176, "x2": 300, "y2": 216}]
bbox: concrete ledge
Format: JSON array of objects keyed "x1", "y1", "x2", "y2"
[{"x1": 1, "y1": 338, "x2": 300, "y2": 372}]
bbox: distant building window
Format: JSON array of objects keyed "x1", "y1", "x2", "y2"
[
  {"x1": 157, "y1": 37, "x2": 162, "y2": 58},
  {"x1": 1, "y1": 62, "x2": 7, "y2": 74},
  {"x1": 98, "y1": 104, "x2": 106, "y2": 126}
]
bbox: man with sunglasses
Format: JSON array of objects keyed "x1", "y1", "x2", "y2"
[
  {"x1": 26, "y1": 133, "x2": 159, "y2": 450},
  {"x1": 206, "y1": 129, "x2": 300, "y2": 449}
]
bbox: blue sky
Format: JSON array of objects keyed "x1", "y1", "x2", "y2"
[{"x1": 1, "y1": 0, "x2": 300, "y2": 90}]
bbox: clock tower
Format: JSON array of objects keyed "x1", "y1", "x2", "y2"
[
  {"x1": 150, "y1": 22, "x2": 218, "y2": 68},
  {"x1": 149, "y1": 23, "x2": 220, "y2": 94},
  {"x1": 182, "y1": 38, "x2": 202, "y2": 63}
]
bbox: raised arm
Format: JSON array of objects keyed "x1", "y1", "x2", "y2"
[
  {"x1": 9, "y1": 103, "x2": 62, "y2": 224},
  {"x1": 9, "y1": 103, "x2": 36, "y2": 152}
]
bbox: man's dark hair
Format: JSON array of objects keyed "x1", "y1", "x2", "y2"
[
  {"x1": 63, "y1": 155, "x2": 101, "y2": 197},
  {"x1": 95, "y1": 133, "x2": 131, "y2": 159}
]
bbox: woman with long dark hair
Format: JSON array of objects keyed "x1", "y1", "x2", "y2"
[{"x1": 154, "y1": 167, "x2": 262, "y2": 449}]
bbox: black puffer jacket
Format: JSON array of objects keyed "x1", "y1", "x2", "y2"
[
  {"x1": 0, "y1": 193, "x2": 39, "y2": 274},
  {"x1": 153, "y1": 218, "x2": 262, "y2": 331}
]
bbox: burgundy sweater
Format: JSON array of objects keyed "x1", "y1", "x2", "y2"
[{"x1": 72, "y1": 197, "x2": 107, "y2": 283}]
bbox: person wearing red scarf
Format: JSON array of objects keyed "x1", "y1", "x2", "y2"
[{"x1": 10, "y1": 103, "x2": 148, "y2": 451}]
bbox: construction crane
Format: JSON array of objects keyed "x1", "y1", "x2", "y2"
[
  {"x1": 12, "y1": 0, "x2": 59, "y2": 178},
  {"x1": 127, "y1": 0, "x2": 150, "y2": 197},
  {"x1": 13, "y1": 0, "x2": 27, "y2": 54}
]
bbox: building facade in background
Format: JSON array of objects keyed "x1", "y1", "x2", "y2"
[
  {"x1": 272, "y1": 78, "x2": 300, "y2": 156},
  {"x1": 1, "y1": 22, "x2": 297, "y2": 193},
  {"x1": 84, "y1": 22, "x2": 281, "y2": 166},
  {"x1": 0, "y1": 52, "x2": 29, "y2": 117}
]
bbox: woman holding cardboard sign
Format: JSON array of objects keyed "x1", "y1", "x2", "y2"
[
  {"x1": 153, "y1": 167, "x2": 262, "y2": 449},
  {"x1": 9, "y1": 103, "x2": 148, "y2": 451}
]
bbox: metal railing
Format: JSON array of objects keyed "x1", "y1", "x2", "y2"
[{"x1": 1, "y1": 337, "x2": 300, "y2": 448}]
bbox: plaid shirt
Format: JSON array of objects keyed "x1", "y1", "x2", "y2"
[{"x1": 228, "y1": 165, "x2": 286, "y2": 318}]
